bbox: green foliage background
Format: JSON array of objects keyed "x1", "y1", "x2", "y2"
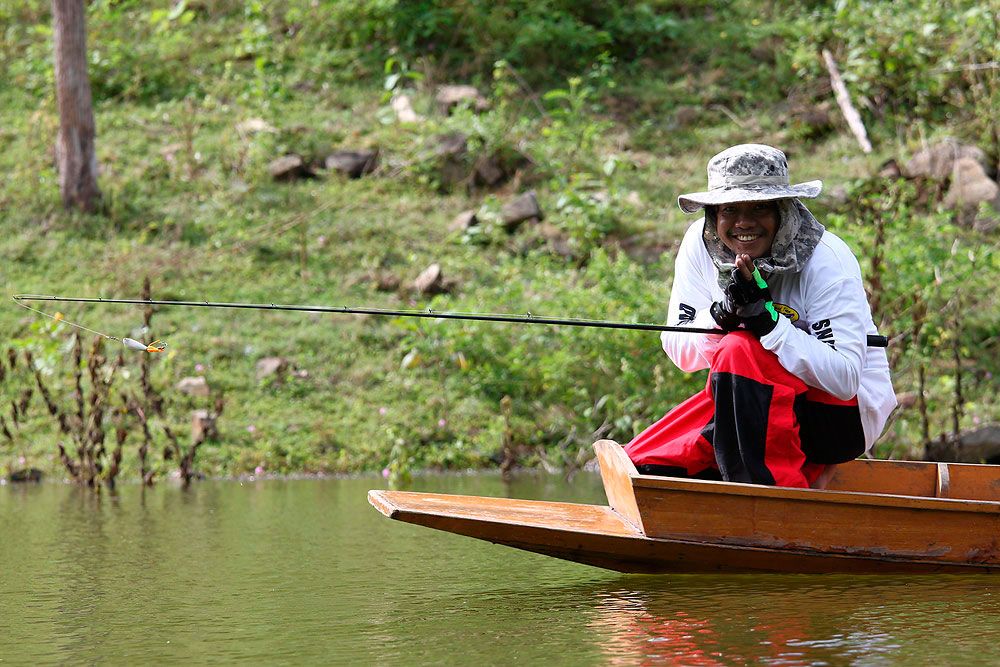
[{"x1": 0, "y1": 0, "x2": 997, "y2": 481}]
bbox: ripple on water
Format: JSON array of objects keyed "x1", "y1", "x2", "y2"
[{"x1": 3, "y1": 477, "x2": 1000, "y2": 665}]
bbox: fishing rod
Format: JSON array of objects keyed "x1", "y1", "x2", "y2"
[{"x1": 12, "y1": 294, "x2": 890, "y2": 348}]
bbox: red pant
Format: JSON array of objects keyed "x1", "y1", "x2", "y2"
[{"x1": 626, "y1": 332, "x2": 863, "y2": 488}]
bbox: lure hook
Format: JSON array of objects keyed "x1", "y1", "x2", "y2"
[{"x1": 12, "y1": 294, "x2": 168, "y2": 354}]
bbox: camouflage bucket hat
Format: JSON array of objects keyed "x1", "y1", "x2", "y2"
[{"x1": 678, "y1": 144, "x2": 822, "y2": 214}]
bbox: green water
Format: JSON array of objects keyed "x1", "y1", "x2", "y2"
[{"x1": 2, "y1": 473, "x2": 999, "y2": 665}]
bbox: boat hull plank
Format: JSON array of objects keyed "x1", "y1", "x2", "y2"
[
  {"x1": 630, "y1": 475, "x2": 1000, "y2": 563},
  {"x1": 367, "y1": 489, "x2": 999, "y2": 574},
  {"x1": 369, "y1": 441, "x2": 1000, "y2": 574}
]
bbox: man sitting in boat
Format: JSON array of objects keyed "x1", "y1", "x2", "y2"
[{"x1": 626, "y1": 144, "x2": 896, "y2": 488}]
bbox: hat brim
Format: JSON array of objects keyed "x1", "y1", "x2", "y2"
[{"x1": 677, "y1": 180, "x2": 823, "y2": 214}]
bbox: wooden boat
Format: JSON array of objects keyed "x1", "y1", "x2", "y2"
[{"x1": 368, "y1": 440, "x2": 1000, "y2": 574}]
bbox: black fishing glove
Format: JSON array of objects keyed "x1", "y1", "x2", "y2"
[
  {"x1": 710, "y1": 299, "x2": 741, "y2": 332},
  {"x1": 714, "y1": 266, "x2": 780, "y2": 337}
]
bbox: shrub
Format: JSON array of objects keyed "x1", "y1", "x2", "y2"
[
  {"x1": 400, "y1": 250, "x2": 698, "y2": 462},
  {"x1": 789, "y1": 0, "x2": 1000, "y2": 136},
  {"x1": 831, "y1": 177, "x2": 1000, "y2": 456}
]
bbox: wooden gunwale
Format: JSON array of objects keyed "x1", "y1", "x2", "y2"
[{"x1": 630, "y1": 474, "x2": 1000, "y2": 513}]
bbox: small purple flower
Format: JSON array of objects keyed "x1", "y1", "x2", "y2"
[
  {"x1": 254, "y1": 465, "x2": 264, "y2": 475},
  {"x1": 438, "y1": 419, "x2": 446, "y2": 427},
  {"x1": 382, "y1": 467, "x2": 390, "y2": 479},
  {"x1": 18, "y1": 456, "x2": 25, "y2": 465},
  {"x1": 974, "y1": 417, "x2": 981, "y2": 425},
  {"x1": 379, "y1": 407, "x2": 387, "y2": 415},
  {"x1": 248, "y1": 425, "x2": 256, "y2": 433},
  {"x1": 195, "y1": 364, "x2": 204, "y2": 372}
]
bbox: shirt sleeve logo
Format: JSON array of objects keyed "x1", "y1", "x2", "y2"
[
  {"x1": 774, "y1": 303, "x2": 799, "y2": 322},
  {"x1": 677, "y1": 303, "x2": 696, "y2": 324},
  {"x1": 811, "y1": 318, "x2": 837, "y2": 349}
]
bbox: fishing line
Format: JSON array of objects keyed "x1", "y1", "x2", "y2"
[
  {"x1": 12, "y1": 294, "x2": 890, "y2": 347},
  {"x1": 12, "y1": 296, "x2": 167, "y2": 353}
]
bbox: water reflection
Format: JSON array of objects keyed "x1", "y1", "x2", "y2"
[
  {"x1": 584, "y1": 575, "x2": 1000, "y2": 666},
  {"x1": 3, "y1": 474, "x2": 1000, "y2": 665}
]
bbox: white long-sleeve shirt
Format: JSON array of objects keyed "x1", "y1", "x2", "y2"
[{"x1": 662, "y1": 218, "x2": 897, "y2": 451}]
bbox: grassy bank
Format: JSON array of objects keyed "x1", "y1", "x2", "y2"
[{"x1": 1, "y1": 1, "x2": 997, "y2": 483}]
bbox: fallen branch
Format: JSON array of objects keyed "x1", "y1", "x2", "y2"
[
  {"x1": 710, "y1": 103, "x2": 748, "y2": 128},
  {"x1": 822, "y1": 49, "x2": 872, "y2": 154}
]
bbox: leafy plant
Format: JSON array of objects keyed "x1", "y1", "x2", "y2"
[
  {"x1": 789, "y1": 0, "x2": 1000, "y2": 140},
  {"x1": 403, "y1": 250, "x2": 691, "y2": 466},
  {"x1": 378, "y1": 1, "x2": 681, "y2": 80},
  {"x1": 380, "y1": 56, "x2": 425, "y2": 104},
  {"x1": 833, "y1": 176, "x2": 1000, "y2": 456},
  {"x1": 25, "y1": 335, "x2": 127, "y2": 488}
]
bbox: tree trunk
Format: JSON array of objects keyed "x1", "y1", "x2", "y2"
[{"x1": 52, "y1": 0, "x2": 101, "y2": 212}]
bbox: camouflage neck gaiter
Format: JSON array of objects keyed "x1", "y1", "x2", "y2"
[{"x1": 702, "y1": 198, "x2": 825, "y2": 289}]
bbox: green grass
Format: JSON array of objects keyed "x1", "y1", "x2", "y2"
[{"x1": 1, "y1": 1, "x2": 997, "y2": 483}]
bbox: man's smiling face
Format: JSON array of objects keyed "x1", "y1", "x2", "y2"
[{"x1": 716, "y1": 201, "x2": 779, "y2": 259}]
